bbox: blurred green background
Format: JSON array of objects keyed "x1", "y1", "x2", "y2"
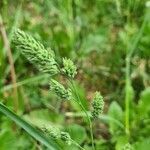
[{"x1": 0, "y1": 0, "x2": 150, "y2": 149}]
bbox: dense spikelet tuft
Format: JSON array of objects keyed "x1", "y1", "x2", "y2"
[
  {"x1": 42, "y1": 126, "x2": 71, "y2": 145},
  {"x1": 50, "y1": 79, "x2": 72, "y2": 100},
  {"x1": 12, "y1": 29, "x2": 59, "y2": 75},
  {"x1": 91, "y1": 92, "x2": 104, "y2": 119},
  {"x1": 42, "y1": 126, "x2": 60, "y2": 139},
  {"x1": 60, "y1": 132, "x2": 72, "y2": 145},
  {"x1": 62, "y1": 58, "x2": 77, "y2": 78}
]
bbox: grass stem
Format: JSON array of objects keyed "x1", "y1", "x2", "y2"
[
  {"x1": 125, "y1": 10, "x2": 148, "y2": 136},
  {"x1": 69, "y1": 80, "x2": 95, "y2": 150},
  {"x1": 71, "y1": 139, "x2": 85, "y2": 150}
]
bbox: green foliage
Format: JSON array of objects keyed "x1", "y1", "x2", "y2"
[
  {"x1": 66, "y1": 124, "x2": 86, "y2": 144},
  {"x1": 121, "y1": 143, "x2": 134, "y2": 150},
  {"x1": 115, "y1": 136, "x2": 128, "y2": 150},
  {"x1": 138, "y1": 87, "x2": 150, "y2": 116},
  {"x1": 108, "y1": 101, "x2": 123, "y2": 134},
  {"x1": 0, "y1": 128, "x2": 34, "y2": 150},
  {"x1": 134, "y1": 137, "x2": 150, "y2": 150},
  {"x1": 69, "y1": 82, "x2": 89, "y2": 110},
  {"x1": 0, "y1": 103, "x2": 60, "y2": 150},
  {"x1": 1, "y1": 0, "x2": 150, "y2": 149}
]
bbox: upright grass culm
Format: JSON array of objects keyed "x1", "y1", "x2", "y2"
[
  {"x1": 12, "y1": 29, "x2": 105, "y2": 150},
  {"x1": 124, "y1": 9, "x2": 148, "y2": 137}
]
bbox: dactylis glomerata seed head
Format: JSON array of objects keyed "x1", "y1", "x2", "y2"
[
  {"x1": 60, "y1": 132, "x2": 72, "y2": 145},
  {"x1": 12, "y1": 29, "x2": 59, "y2": 75},
  {"x1": 91, "y1": 91, "x2": 104, "y2": 119},
  {"x1": 62, "y1": 58, "x2": 77, "y2": 78},
  {"x1": 42, "y1": 126, "x2": 60, "y2": 139},
  {"x1": 50, "y1": 79, "x2": 72, "y2": 100},
  {"x1": 42, "y1": 127, "x2": 72, "y2": 145}
]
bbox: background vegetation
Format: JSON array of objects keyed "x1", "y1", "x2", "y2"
[{"x1": 0, "y1": 0, "x2": 150, "y2": 149}]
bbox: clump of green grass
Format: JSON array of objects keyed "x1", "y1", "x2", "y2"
[{"x1": 11, "y1": 29, "x2": 105, "y2": 150}]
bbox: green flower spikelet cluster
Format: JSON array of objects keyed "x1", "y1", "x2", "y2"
[
  {"x1": 60, "y1": 132, "x2": 72, "y2": 145},
  {"x1": 12, "y1": 29, "x2": 59, "y2": 75},
  {"x1": 42, "y1": 126, "x2": 72, "y2": 145},
  {"x1": 62, "y1": 58, "x2": 77, "y2": 78},
  {"x1": 91, "y1": 92, "x2": 104, "y2": 119},
  {"x1": 12, "y1": 29, "x2": 74, "y2": 101},
  {"x1": 42, "y1": 126, "x2": 60, "y2": 139},
  {"x1": 50, "y1": 79, "x2": 72, "y2": 100}
]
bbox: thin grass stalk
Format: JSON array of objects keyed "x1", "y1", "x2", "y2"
[
  {"x1": 125, "y1": 10, "x2": 148, "y2": 136},
  {"x1": 69, "y1": 80, "x2": 95, "y2": 150},
  {"x1": 71, "y1": 139, "x2": 85, "y2": 150}
]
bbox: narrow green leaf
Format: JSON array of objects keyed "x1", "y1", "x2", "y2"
[
  {"x1": 0, "y1": 74, "x2": 49, "y2": 93},
  {"x1": 0, "y1": 103, "x2": 60, "y2": 150}
]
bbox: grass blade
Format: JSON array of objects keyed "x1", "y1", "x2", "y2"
[
  {"x1": 65, "y1": 112, "x2": 124, "y2": 129},
  {"x1": 0, "y1": 103, "x2": 60, "y2": 150},
  {"x1": 0, "y1": 74, "x2": 49, "y2": 93}
]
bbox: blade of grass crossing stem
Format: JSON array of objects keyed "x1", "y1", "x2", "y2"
[
  {"x1": 125, "y1": 11, "x2": 148, "y2": 136},
  {"x1": 0, "y1": 74, "x2": 49, "y2": 93},
  {"x1": 65, "y1": 112, "x2": 124, "y2": 129},
  {"x1": 0, "y1": 103, "x2": 60, "y2": 150}
]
